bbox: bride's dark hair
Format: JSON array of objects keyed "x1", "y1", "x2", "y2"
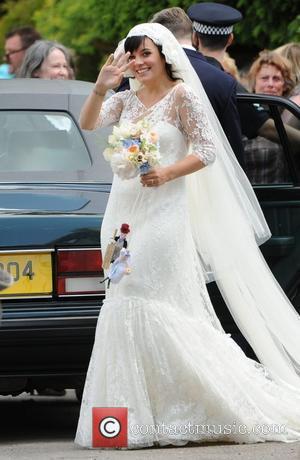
[{"x1": 124, "y1": 35, "x2": 179, "y2": 81}]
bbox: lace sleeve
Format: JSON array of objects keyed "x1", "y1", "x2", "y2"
[
  {"x1": 177, "y1": 84, "x2": 216, "y2": 165},
  {"x1": 95, "y1": 91, "x2": 130, "y2": 128}
]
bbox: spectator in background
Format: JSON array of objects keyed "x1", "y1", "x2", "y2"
[
  {"x1": 248, "y1": 49, "x2": 299, "y2": 129},
  {"x1": 18, "y1": 40, "x2": 74, "y2": 79},
  {"x1": 0, "y1": 63, "x2": 14, "y2": 79},
  {"x1": 275, "y1": 43, "x2": 300, "y2": 86},
  {"x1": 275, "y1": 43, "x2": 300, "y2": 129},
  {"x1": 247, "y1": 49, "x2": 295, "y2": 98},
  {"x1": 222, "y1": 52, "x2": 240, "y2": 81},
  {"x1": 245, "y1": 50, "x2": 296, "y2": 184},
  {"x1": 4, "y1": 26, "x2": 41, "y2": 76}
]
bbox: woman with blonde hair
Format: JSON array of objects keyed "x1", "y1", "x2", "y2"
[
  {"x1": 274, "y1": 43, "x2": 300, "y2": 128},
  {"x1": 245, "y1": 50, "x2": 297, "y2": 182},
  {"x1": 248, "y1": 49, "x2": 295, "y2": 97},
  {"x1": 275, "y1": 42, "x2": 300, "y2": 85},
  {"x1": 248, "y1": 49, "x2": 299, "y2": 130},
  {"x1": 221, "y1": 52, "x2": 240, "y2": 81}
]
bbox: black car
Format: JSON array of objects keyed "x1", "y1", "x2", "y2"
[
  {"x1": 0, "y1": 79, "x2": 112, "y2": 396},
  {"x1": 0, "y1": 80, "x2": 299, "y2": 395}
]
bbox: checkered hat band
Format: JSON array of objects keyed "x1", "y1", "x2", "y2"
[{"x1": 192, "y1": 21, "x2": 233, "y2": 35}]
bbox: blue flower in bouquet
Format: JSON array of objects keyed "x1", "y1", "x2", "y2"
[
  {"x1": 139, "y1": 162, "x2": 151, "y2": 175},
  {"x1": 122, "y1": 138, "x2": 140, "y2": 149},
  {"x1": 103, "y1": 120, "x2": 161, "y2": 180}
]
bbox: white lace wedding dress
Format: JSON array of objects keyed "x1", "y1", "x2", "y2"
[{"x1": 75, "y1": 83, "x2": 300, "y2": 449}]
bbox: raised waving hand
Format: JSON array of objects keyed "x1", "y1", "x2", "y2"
[
  {"x1": 80, "y1": 51, "x2": 132, "y2": 130},
  {"x1": 95, "y1": 52, "x2": 132, "y2": 93}
]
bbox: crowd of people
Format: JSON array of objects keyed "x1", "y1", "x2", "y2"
[
  {"x1": 2, "y1": 8, "x2": 299, "y2": 185},
  {"x1": 2, "y1": 26, "x2": 75, "y2": 80},
  {"x1": 1, "y1": 14, "x2": 299, "y2": 106}
]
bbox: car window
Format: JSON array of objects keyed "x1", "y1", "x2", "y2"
[
  {"x1": 0, "y1": 111, "x2": 91, "y2": 172},
  {"x1": 237, "y1": 95, "x2": 300, "y2": 186}
]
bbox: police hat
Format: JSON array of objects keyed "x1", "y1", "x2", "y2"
[{"x1": 187, "y1": 2, "x2": 242, "y2": 35}]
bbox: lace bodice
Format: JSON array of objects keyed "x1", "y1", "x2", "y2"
[{"x1": 96, "y1": 83, "x2": 216, "y2": 166}]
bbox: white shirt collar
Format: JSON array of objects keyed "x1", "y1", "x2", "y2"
[{"x1": 182, "y1": 44, "x2": 197, "y2": 51}]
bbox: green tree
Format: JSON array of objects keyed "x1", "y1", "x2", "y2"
[
  {"x1": 32, "y1": 0, "x2": 300, "y2": 79},
  {"x1": 0, "y1": 0, "x2": 298, "y2": 81},
  {"x1": 0, "y1": 0, "x2": 44, "y2": 51},
  {"x1": 234, "y1": 0, "x2": 300, "y2": 47},
  {"x1": 32, "y1": 0, "x2": 180, "y2": 79}
]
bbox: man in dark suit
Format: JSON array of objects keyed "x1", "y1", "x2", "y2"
[{"x1": 150, "y1": 7, "x2": 245, "y2": 167}]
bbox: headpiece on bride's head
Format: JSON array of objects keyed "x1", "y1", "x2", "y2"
[
  {"x1": 124, "y1": 34, "x2": 180, "y2": 85},
  {"x1": 115, "y1": 23, "x2": 191, "y2": 91}
]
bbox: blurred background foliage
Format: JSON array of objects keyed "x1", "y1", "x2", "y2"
[{"x1": 0, "y1": 0, "x2": 299, "y2": 81}]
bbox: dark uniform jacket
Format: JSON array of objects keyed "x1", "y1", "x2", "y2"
[
  {"x1": 184, "y1": 48, "x2": 244, "y2": 166},
  {"x1": 205, "y1": 55, "x2": 269, "y2": 139}
]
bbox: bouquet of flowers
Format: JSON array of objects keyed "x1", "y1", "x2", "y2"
[{"x1": 103, "y1": 119, "x2": 161, "y2": 180}]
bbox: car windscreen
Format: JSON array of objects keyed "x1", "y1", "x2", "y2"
[{"x1": 0, "y1": 110, "x2": 91, "y2": 172}]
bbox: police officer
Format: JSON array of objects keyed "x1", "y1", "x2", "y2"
[
  {"x1": 150, "y1": 7, "x2": 245, "y2": 167},
  {"x1": 187, "y1": 2, "x2": 269, "y2": 141}
]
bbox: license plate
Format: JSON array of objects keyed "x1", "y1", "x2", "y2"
[{"x1": 0, "y1": 252, "x2": 52, "y2": 297}]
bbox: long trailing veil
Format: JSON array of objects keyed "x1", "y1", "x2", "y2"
[{"x1": 117, "y1": 23, "x2": 300, "y2": 388}]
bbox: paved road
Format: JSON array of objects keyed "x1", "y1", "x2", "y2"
[{"x1": 1, "y1": 391, "x2": 299, "y2": 460}]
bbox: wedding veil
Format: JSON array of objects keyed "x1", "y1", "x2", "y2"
[{"x1": 119, "y1": 23, "x2": 300, "y2": 388}]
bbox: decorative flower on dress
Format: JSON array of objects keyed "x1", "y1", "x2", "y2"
[{"x1": 103, "y1": 120, "x2": 161, "y2": 180}]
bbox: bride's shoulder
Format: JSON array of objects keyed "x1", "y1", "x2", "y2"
[
  {"x1": 173, "y1": 82, "x2": 198, "y2": 101},
  {"x1": 107, "y1": 89, "x2": 134, "y2": 103}
]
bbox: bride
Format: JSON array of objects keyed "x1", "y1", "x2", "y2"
[{"x1": 75, "y1": 23, "x2": 300, "y2": 449}]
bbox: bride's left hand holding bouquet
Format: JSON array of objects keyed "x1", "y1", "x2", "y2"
[{"x1": 103, "y1": 120, "x2": 161, "y2": 180}]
